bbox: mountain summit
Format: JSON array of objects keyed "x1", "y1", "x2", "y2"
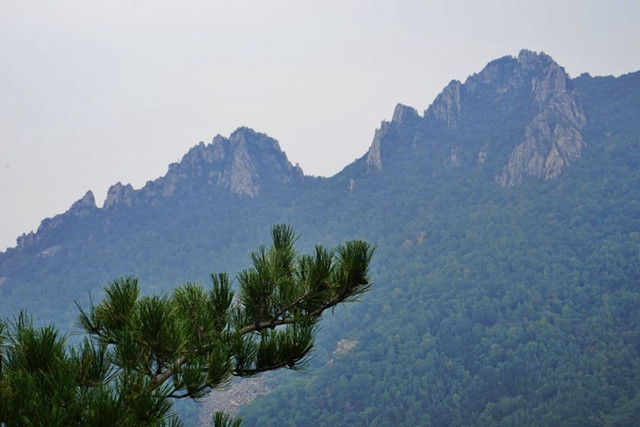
[
  {"x1": 152, "y1": 127, "x2": 304, "y2": 198},
  {"x1": 364, "y1": 49, "x2": 586, "y2": 186},
  {"x1": 108, "y1": 127, "x2": 304, "y2": 207}
]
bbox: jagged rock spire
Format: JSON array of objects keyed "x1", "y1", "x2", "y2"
[{"x1": 365, "y1": 104, "x2": 420, "y2": 171}]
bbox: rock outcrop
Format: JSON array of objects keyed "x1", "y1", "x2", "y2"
[
  {"x1": 496, "y1": 50, "x2": 586, "y2": 186},
  {"x1": 104, "y1": 183, "x2": 135, "y2": 210},
  {"x1": 199, "y1": 377, "x2": 273, "y2": 423},
  {"x1": 427, "y1": 80, "x2": 462, "y2": 129},
  {"x1": 145, "y1": 127, "x2": 304, "y2": 199},
  {"x1": 366, "y1": 104, "x2": 421, "y2": 171},
  {"x1": 68, "y1": 190, "x2": 97, "y2": 216},
  {"x1": 365, "y1": 122, "x2": 388, "y2": 171}
]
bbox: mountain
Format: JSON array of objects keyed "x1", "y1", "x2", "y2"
[
  {"x1": 2, "y1": 49, "x2": 640, "y2": 425},
  {"x1": 355, "y1": 49, "x2": 586, "y2": 187},
  {"x1": 115, "y1": 126, "x2": 305, "y2": 202},
  {"x1": 16, "y1": 126, "x2": 304, "y2": 247}
]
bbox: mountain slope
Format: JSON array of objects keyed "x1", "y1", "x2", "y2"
[{"x1": 238, "y1": 59, "x2": 640, "y2": 426}]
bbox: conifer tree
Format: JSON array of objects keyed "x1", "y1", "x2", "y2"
[{"x1": 0, "y1": 224, "x2": 375, "y2": 425}]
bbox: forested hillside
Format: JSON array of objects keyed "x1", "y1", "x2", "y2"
[
  {"x1": 1, "y1": 51, "x2": 639, "y2": 425},
  {"x1": 233, "y1": 64, "x2": 640, "y2": 425}
]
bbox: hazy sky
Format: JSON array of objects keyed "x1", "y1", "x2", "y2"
[{"x1": 1, "y1": 0, "x2": 639, "y2": 251}]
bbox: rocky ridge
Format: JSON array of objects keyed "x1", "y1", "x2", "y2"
[
  {"x1": 15, "y1": 127, "x2": 303, "y2": 250},
  {"x1": 12, "y1": 50, "x2": 588, "y2": 252}
]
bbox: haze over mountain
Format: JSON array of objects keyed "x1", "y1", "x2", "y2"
[
  {"x1": 3, "y1": 1, "x2": 639, "y2": 255},
  {"x1": 2, "y1": 50, "x2": 640, "y2": 425}
]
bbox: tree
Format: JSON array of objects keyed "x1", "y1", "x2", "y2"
[{"x1": 0, "y1": 224, "x2": 375, "y2": 425}]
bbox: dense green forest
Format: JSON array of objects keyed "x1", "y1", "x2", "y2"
[
  {"x1": 1, "y1": 53, "x2": 639, "y2": 424},
  {"x1": 236, "y1": 71, "x2": 640, "y2": 425}
]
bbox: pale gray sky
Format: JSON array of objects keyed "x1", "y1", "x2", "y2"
[{"x1": 1, "y1": 0, "x2": 639, "y2": 251}]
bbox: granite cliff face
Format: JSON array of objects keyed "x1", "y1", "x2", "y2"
[
  {"x1": 495, "y1": 50, "x2": 586, "y2": 186},
  {"x1": 104, "y1": 183, "x2": 135, "y2": 210},
  {"x1": 365, "y1": 104, "x2": 421, "y2": 171},
  {"x1": 141, "y1": 127, "x2": 303, "y2": 201},
  {"x1": 366, "y1": 50, "x2": 586, "y2": 186},
  {"x1": 428, "y1": 80, "x2": 462, "y2": 129},
  {"x1": 364, "y1": 122, "x2": 388, "y2": 170}
]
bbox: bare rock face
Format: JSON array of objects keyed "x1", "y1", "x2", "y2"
[
  {"x1": 200, "y1": 377, "x2": 273, "y2": 423},
  {"x1": 392, "y1": 103, "x2": 420, "y2": 124},
  {"x1": 496, "y1": 50, "x2": 587, "y2": 186},
  {"x1": 423, "y1": 50, "x2": 586, "y2": 185},
  {"x1": 213, "y1": 127, "x2": 304, "y2": 196},
  {"x1": 365, "y1": 122, "x2": 389, "y2": 171},
  {"x1": 366, "y1": 104, "x2": 420, "y2": 171},
  {"x1": 364, "y1": 50, "x2": 585, "y2": 184},
  {"x1": 427, "y1": 80, "x2": 462, "y2": 129},
  {"x1": 137, "y1": 127, "x2": 303, "y2": 201},
  {"x1": 13, "y1": 128, "x2": 303, "y2": 251},
  {"x1": 68, "y1": 190, "x2": 97, "y2": 216},
  {"x1": 104, "y1": 183, "x2": 135, "y2": 210},
  {"x1": 221, "y1": 129, "x2": 261, "y2": 197}
]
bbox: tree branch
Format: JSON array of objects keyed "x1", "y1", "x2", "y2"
[{"x1": 150, "y1": 355, "x2": 186, "y2": 391}]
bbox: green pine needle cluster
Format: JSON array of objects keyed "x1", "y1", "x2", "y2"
[{"x1": 0, "y1": 224, "x2": 374, "y2": 425}]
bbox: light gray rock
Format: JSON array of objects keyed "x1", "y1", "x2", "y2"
[
  {"x1": 427, "y1": 80, "x2": 462, "y2": 129},
  {"x1": 496, "y1": 51, "x2": 586, "y2": 186},
  {"x1": 104, "y1": 183, "x2": 135, "y2": 210}
]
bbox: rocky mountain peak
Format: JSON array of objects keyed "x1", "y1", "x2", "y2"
[
  {"x1": 104, "y1": 183, "x2": 135, "y2": 210},
  {"x1": 464, "y1": 50, "x2": 587, "y2": 186},
  {"x1": 12, "y1": 128, "x2": 305, "y2": 251},
  {"x1": 392, "y1": 104, "x2": 420, "y2": 124},
  {"x1": 143, "y1": 127, "x2": 303, "y2": 200},
  {"x1": 368, "y1": 50, "x2": 586, "y2": 185},
  {"x1": 224, "y1": 128, "x2": 261, "y2": 196},
  {"x1": 365, "y1": 104, "x2": 422, "y2": 171},
  {"x1": 69, "y1": 190, "x2": 97, "y2": 216}
]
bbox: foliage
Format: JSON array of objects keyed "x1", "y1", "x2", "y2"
[{"x1": 0, "y1": 225, "x2": 374, "y2": 425}]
